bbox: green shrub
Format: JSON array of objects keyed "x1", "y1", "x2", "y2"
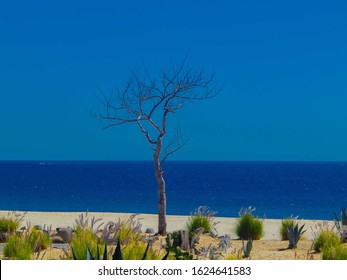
[
  {"x1": 29, "y1": 229, "x2": 52, "y2": 252},
  {"x1": 313, "y1": 230, "x2": 341, "y2": 253},
  {"x1": 99, "y1": 214, "x2": 144, "y2": 245},
  {"x1": 235, "y1": 213, "x2": 263, "y2": 240},
  {"x1": 70, "y1": 226, "x2": 104, "y2": 260},
  {"x1": 69, "y1": 213, "x2": 171, "y2": 260},
  {"x1": 322, "y1": 244, "x2": 347, "y2": 260},
  {"x1": 167, "y1": 246, "x2": 193, "y2": 260},
  {"x1": 122, "y1": 239, "x2": 162, "y2": 260},
  {"x1": 3, "y1": 234, "x2": 32, "y2": 260},
  {"x1": 280, "y1": 218, "x2": 293, "y2": 241},
  {"x1": 115, "y1": 221, "x2": 142, "y2": 243},
  {"x1": 0, "y1": 213, "x2": 23, "y2": 242},
  {"x1": 187, "y1": 215, "x2": 212, "y2": 233},
  {"x1": 166, "y1": 230, "x2": 183, "y2": 247},
  {"x1": 224, "y1": 252, "x2": 242, "y2": 260},
  {"x1": 0, "y1": 217, "x2": 20, "y2": 234},
  {"x1": 186, "y1": 206, "x2": 217, "y2": 235}
]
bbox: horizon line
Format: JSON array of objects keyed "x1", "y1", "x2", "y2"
[{"x1": 1, "y1": 159, "x2": 347, "y2": 163}]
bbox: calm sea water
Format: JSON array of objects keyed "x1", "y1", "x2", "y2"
[{"x1": 0, "y1": 161, "x2": 346, "y2": 220}]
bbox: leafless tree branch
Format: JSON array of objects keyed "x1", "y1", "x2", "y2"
[
  {"x1": 161, "y1": 126, "x2": 189, "y2": 166},
  {"x1": 92, "y1": 57, "x2": 219, "y2": 235}
]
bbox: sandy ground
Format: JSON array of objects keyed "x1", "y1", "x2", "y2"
[{"x1": 0, "y1": 210, "x2": 335, "y2": 260}]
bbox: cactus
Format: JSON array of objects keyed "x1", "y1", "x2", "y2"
[{"x1": 286, "y1": 221, "x2": 306, "y2": 249}]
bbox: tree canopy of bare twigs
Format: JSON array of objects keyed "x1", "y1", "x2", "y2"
[{"x1": 93, "y1": 57, "x2": 219, "y2": 235}]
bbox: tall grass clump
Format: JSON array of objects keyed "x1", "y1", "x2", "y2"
[
  {"x1": 68, "y1": 213, "x2": 165, "y2": 260},
  {"x1": 122, "y1": 239, "x2": 163, "y2": 260},
  {"x1": 322, "y1": 244, "x2": 347, "y2": 260},
  {"x1": 113, "y1": 217, "x2": 143, "y2": 243},
  {"x1": 234, "y1": 206, "x2": 264, "y2": 240},
  {"x1": 186, "y1": 206, "x2": 218, "y2": 235},
  {"x1": 3, "y1": 224, "x2": 52, "y2": 259},
  {"x1": 29, "y1": 227, "x2": 52, "y2": 252},
  {"x1": 0, "y1": 212, "x2": 25, "y2": 242},
  {"x1": 313, "y1": 229, "x2": 341, "y2": 253},
  {"x1": 109, "y1": 216, "x2": 164, "y2": 260},
  {"x1": 3, "y1": 234, "x2": 33, "y2": 260},
  {"x1": 0, "y1": 218, "x2": 19, "y2": 234},
  {"x1": 68, "y1": 213, "x2": 105, "y2": 260},
  {"x1": 70, "y1": 226, "x2": 104, "y2": 260}
]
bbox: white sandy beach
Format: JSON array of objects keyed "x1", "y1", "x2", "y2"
[{"x1": 0, "y1": 210, "x2": 335, "y2": 241}]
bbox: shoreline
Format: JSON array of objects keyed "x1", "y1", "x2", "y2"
[{"x1": 0, "y1": 210, "x2": 335, "y2": 241}]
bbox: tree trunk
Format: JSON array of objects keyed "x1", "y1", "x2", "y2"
[{"x1": 153, "y1": 138, "x2": 167, "y2": 235}]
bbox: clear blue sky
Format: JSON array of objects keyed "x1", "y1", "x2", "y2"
[{"x1": 1, "y1": 0, "x2": 346, "y2": 161}]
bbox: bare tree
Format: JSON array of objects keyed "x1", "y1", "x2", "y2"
[{"x1": 93, "y1": 58, "x2": 218, "y2": 235}]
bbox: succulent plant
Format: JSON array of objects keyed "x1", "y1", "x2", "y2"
[
  {"x1": 71, "y1": 240, "x2": 169, "y2": 260},
  {"x1": 333, "y1": 208, "x2": 347, "y2": 230},
  {"x1": 333, "y1": 208, "x2": 347, "y2": 243},
  {"x1": 286, "y1": 221, "x2": 306, "y2": 249},
  {"x1": 242, "y1": 239, "x2": 253, "y2": 258}
]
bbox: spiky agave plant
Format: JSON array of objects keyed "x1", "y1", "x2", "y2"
[
  {"x1": 334, "y1": 208, "x2": 347, "y2": 230},
  {"x1": 71, "y1": 240, "x2": 169, "y2": 260},
  {"x1": 286, "y1": 221, "x2": 306, "y2": 249},
  {"x1": 333, "y1": 208, "x2": 347, "y2": 242},
  {"x1": 242, "y1": 239, "x2": 253, "y2": 258}
]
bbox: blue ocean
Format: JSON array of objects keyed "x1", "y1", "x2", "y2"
[{"x1": 1, "y1": 161, "x2": 346, "y2": 220}]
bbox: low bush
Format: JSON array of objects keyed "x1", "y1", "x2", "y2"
[
  {"x1": 69, "y1": 213, "x2": 166, "y2": 260},
  {"x1": 280, "y1": 218, "x2": 293, "y2": 241},
  {"x1": 313, "y1": 229, "x2": 341, "y2": 253},
  {"x1": 122, "y1": 239, "x2": 163, "y2": 260},
  {"x1": 186, "y1": 206, "x2": 217, "y2": 235},
  {"x1": 322, "y1": 243, "x2": 347, "y2": 260},
  {"x1": 165, "y1": 228, "x2": 203, "y2": 260},
  {"x1": 0, "y1": 212, "x2": 24, "y2": 242},
  {"x1": 29, "y1": 228, "x2": 52, "y2": 252},
  {"x1": 69, "y1": 226, "x2": 104, "y2": 260},
  {"x1": 235, "y1": 213, "x2": 263, "y2": 240},
  {"x1": 0, "y1": 218, "x2": 20, "y2": 234},
  {"x1": 3, "y1": 234, "x2": 32, "y2": 260},
  {"x1": 3, "y1": 223, "x2": 53, "y2": 259},
  {"x1": 115, "y1": 220, "x2": 142, "y2": 244}
]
